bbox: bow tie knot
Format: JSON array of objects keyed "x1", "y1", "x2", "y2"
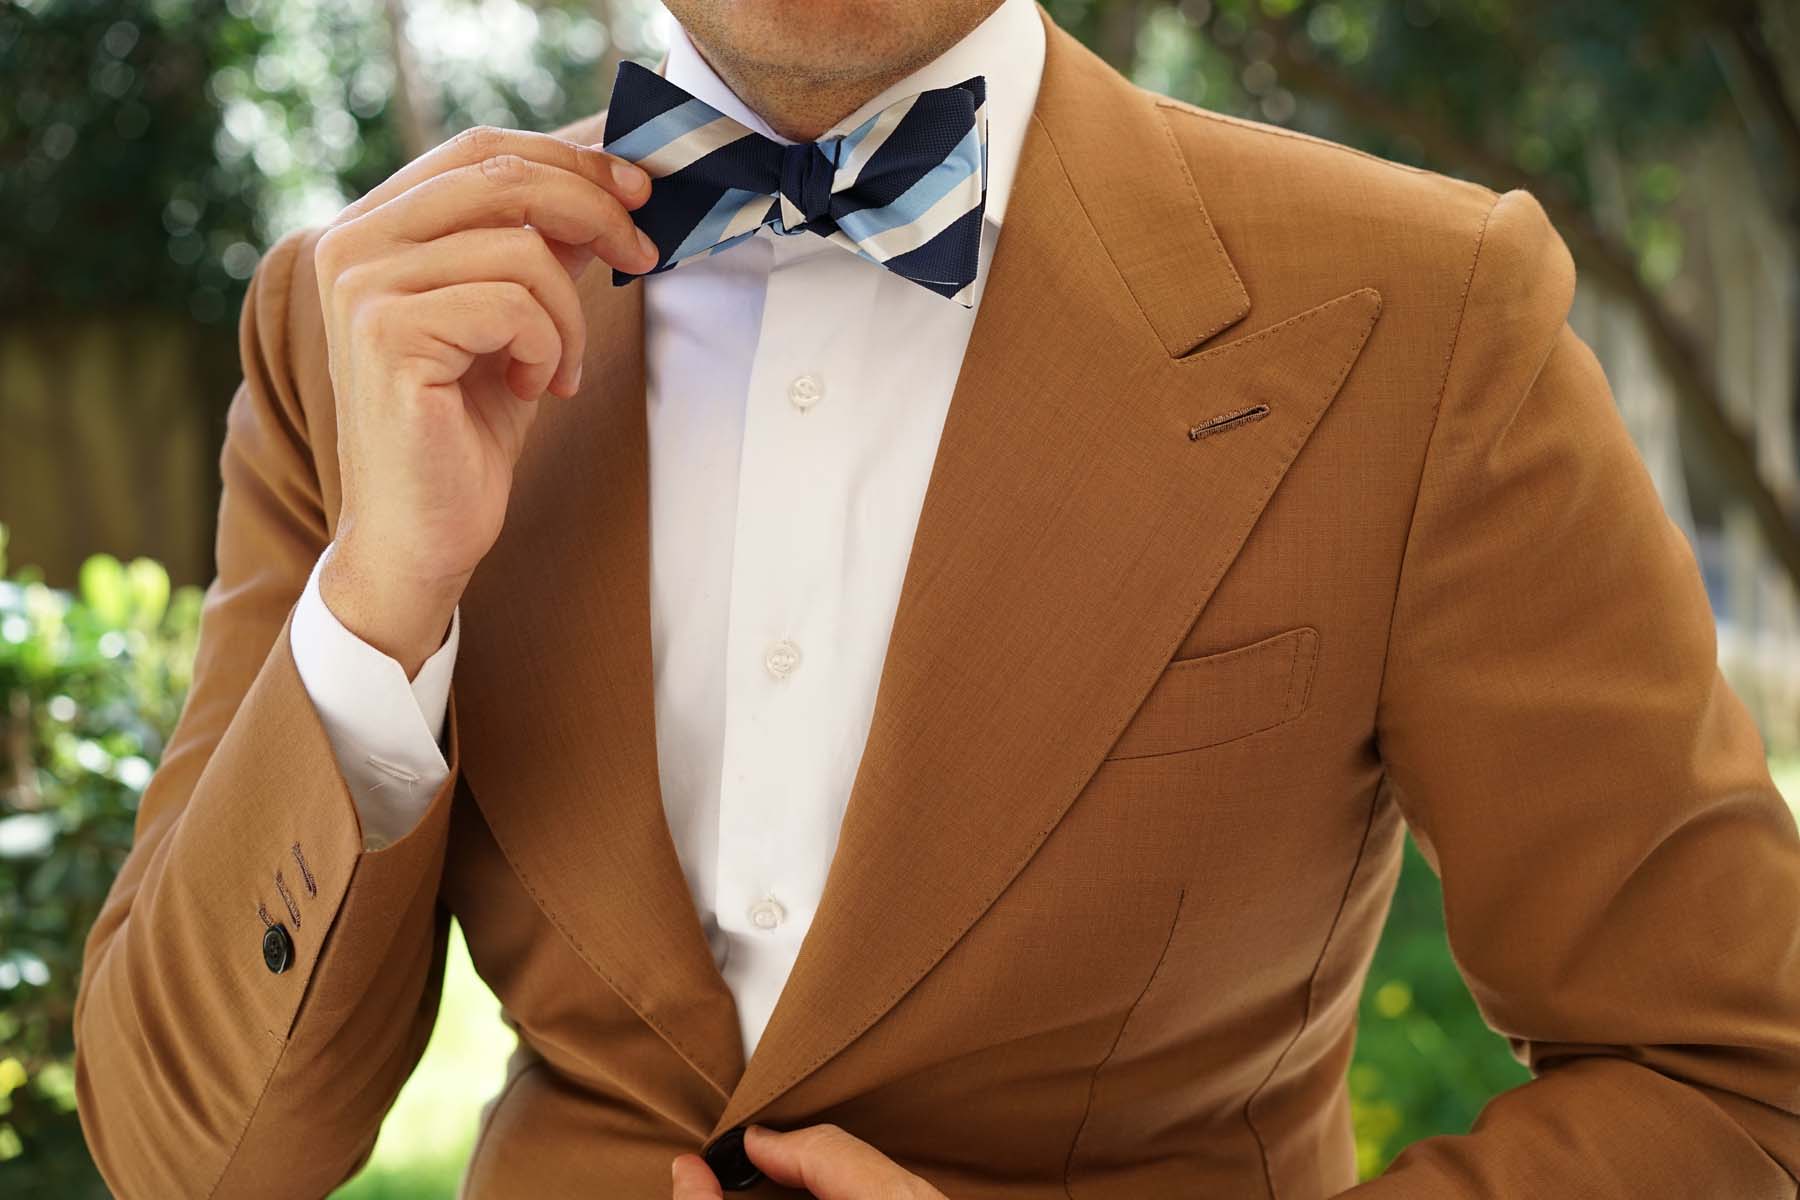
[
  {"x1": 777, "y1": 141, "x2": 838, "y2": 234},
  {"x1": 602, "y1": 60, "x2": 989, "y2": 305}
]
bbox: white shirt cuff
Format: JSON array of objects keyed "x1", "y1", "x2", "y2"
[{"x1": 289, "y1": 547, "x2": 460, "y2": 852}]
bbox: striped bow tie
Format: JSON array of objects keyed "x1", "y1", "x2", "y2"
[{"x1": 601, "y1": 60, "x2": 989, "y2": 305}]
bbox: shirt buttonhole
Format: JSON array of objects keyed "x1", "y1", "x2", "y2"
[{"x1": 365, "y1": 753, "x2": 422, "y2": 784}]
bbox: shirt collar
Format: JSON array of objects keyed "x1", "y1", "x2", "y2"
[{"x1": 660, "y1": 0, "x2": 1045, "y2": 228}]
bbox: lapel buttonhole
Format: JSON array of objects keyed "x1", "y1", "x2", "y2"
[{"x1": 1188, "y1": 402, "x2": 1271, "y2": 441}]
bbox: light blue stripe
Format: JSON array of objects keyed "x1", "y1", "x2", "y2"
[
  {"x1": 669, "y1": 188, "x2": 775, "y2": 263},
  {"x1": 697, "y1": 226, "x2": 764, "y2": 260},
  {"x1": 822, "y1": 107, "x2": 884, "y2": 172},
  {"x1": 606, "y1": 98, "x2": 722, "y2": 164},
  {"x1": 834, "y1": 123, "x2": 981, "y2": 246}
]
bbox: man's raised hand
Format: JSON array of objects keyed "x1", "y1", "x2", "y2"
[{"x1": 311, "y1": 126, "x2": 655, "y2": 673}]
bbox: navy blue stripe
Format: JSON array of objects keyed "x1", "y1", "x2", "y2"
[
  {"x1": 880, "y1": 201, "x2": 984, "y2": 289},
  {"x1": 841, "y1": 84, "x2": 982, "y2": 211},
  {"x1": 602, "y1": 61, "x2": 698, "y2": 144},
  {"x1": 605, "y1": 64, "x2": 986, "y2": 301}
]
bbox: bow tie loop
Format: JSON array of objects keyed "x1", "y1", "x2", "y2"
[
  {"x1": 602, "y1": 60, "x2": 989, "y2": 305},
  {"x1": 777, "y1": 141, "x2": 838, "y2": 235}
]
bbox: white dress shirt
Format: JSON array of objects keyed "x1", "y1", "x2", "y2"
[{"x1": 290, "y1": 0, "x2": 1046, "y2": 1060}]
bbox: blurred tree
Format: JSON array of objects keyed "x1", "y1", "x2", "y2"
[
  {"x1": 0, "y1": 0, "x2": 649, "y2": 587},
  {"x1": 0, "y1": 0, "x2": 269, "y2": 326},
  {"x1": 0, "y1": 0, "x2": 643, "y2": 325}
]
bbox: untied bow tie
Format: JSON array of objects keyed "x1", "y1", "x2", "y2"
[{"x1": 601, "y1": 60, "x2": 989, "y2": 305}]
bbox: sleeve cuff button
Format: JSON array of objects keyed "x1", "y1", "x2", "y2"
[{"x1": 262, "y1": 923, "x2": 294, "y2": 974}]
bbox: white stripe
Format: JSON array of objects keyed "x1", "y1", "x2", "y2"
[
  {"x1": 855, "y1": 170, "x2": 984, "y2": 262},
  {"x1": 832, "y1": 94, "x2": 918, "y2": 191},
  {"x1": 637, "y1": 115, "x2": 752, "y2": 178},
  {"x1": 779, "y1": 191, "x2": 805, "y2": 233},
  {"x1": 718, "y1": 191, "x2": 778, "y2": 243},
  {"x1": 824, "y1": 228, "x2": 883, "y2": 265}
]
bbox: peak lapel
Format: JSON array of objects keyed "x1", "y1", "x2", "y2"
[
  {"x1": 453, "y1": 269, "x2": 746, "y2": 1099},
  {"x1": 713, "y1": 14, "x2": 1383, "y2": 1135}
]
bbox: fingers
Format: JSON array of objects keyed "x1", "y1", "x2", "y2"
[
  {"x1": 340, "y1": 124, "x2": 650, "y2": 223},
  {"x1": 350, "y1": 151, "x2": 658, "y2": 273},
  {"x1": 741, "y1": 1123, "x2": 940, "y2": 1200},
  {"x1": 539, "y1": 234, "x2": 596, "y2": 280},
  {"x1": 343, "y1": 227, "x2": 589, "y2": 397},
  {"x1": 357, "y1": 280, "x2": 563, "y2": 403},
  {"x1": 670, "y1": 1153, "x2": 724, "y2": 1200}
]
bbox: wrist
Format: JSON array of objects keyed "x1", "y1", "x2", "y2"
[{"x1": 318, "y1": 538, "x2": 464, "y2": 678}]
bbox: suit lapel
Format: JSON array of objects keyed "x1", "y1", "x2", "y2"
[
  {"x1": 453, "y1": 269, "x2": 747, "y2": 1100},
  {"x1": 712, "y1": 13, "x2": 1383, "y2": 1135}
]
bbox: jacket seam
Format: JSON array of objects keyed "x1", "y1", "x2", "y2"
[
  {"x1": 1369, "y1": 188, "x2": 1506, "y2": 722},
  {"x1": 1062, "y1": 886, "x2": 1190, "y2": 1197},
  {"x1": 202, "y1": 228, "x2": 311, "y2": 1200},
  {"x1": 1240, "y1": 768, "x2": 1388, "y2": 1199},
  {"x1": 262, "y1": 227, "x2": 314, "y2": 455},
  {"x1": 1028, "y1": 110, "x2": 1164, "y2": 349},
  {"x1": 1152, "y1": 96, "x2": 1447, "y2": 181},
  {"x1": 203, "y1": 1036, "x2": 290, "y2": 1199},
  {"x1": 1151, "y1": 101, "x2": 1249, "y2": 347}
]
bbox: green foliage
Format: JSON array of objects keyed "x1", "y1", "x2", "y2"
[{"x1": 0, "y1": 532, "x2": 203, "y2": 1198}]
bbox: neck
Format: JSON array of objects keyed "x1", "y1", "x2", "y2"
[
  {"x1": 695, "y1": 56, "x2": 922, "y2": 143},
  {"x1": 680, "y1": 6, "x2": 1003, "y2": 142}
]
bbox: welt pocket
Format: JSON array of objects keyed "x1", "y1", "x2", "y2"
[{"x1": 1103, "y1": 625, "x2": 1320, "y2": 761}]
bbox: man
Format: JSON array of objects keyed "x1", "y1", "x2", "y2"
[{"x1": 72, "y1": 0, "x2": 1800, "y2": 1195}]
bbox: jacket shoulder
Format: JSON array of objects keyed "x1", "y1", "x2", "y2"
[{"x1": 1150, "y1": 92, "x2": 1503, "y2": 284}]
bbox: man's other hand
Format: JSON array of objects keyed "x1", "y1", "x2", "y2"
[{"x1": 670, "y1": 1123, "x2": 948, "y2": 1199}]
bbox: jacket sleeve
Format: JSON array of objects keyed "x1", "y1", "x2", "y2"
[
  {"x1": 72, "y1": 227, "x2": 463, "y2": 1199},
  {"x1": 1342, "y1": 187, "x2": 1800, "y2": 1199}
]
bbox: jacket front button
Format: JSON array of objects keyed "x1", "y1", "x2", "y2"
[
  {"x1": 703, "y1": 1126, "x2": 762, "y2": 1191},
  {"x1": 262, "y1": 923, "x2": 293, "y2": 974}
]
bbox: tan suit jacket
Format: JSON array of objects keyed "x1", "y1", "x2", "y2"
[{"x1": 74, "y1": 7, "x2": 1800, "y2": 1197}]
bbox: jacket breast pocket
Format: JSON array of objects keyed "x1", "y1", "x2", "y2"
[{"x1": 1103, "y1": 625, "x2": 1320, "y2": 760}]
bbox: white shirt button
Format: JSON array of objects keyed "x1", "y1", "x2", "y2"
[
  {"x1": 764, "y1": 639, "x2": 802, "y2": 679},
  {"x1": 788, "y1": 374, "x2": 823, "y2": 410},
  {"x1": 748, "y1": 896, "x2": 787, "y2": 930}
]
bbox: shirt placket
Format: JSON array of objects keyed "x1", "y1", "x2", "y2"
[{"x1": 713, "y1": 232, "x2": 884, "y2": 1054}]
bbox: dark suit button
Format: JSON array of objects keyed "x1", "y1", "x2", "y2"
[
  {"x1": 703, "y1": 1126, "x2": 762, "y2": 1191},
  {"x1": 262, "y1": 923, "x2": 293, "y2": 974}
]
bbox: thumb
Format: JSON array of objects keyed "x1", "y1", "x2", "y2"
[
  {"x1": 671, "y1": 1152, "x2": 724, "y2": 1200},
  {"x1": 743, "y1": 1123, "x2": 917, "y2": 1200}
]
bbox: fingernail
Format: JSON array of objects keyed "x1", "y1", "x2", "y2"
[
  {"x1": 670, "y1": 1158, "x2": 680, "y2": 1181},
  {"x1": 636, "y1": 229, "x2": 659, "y2": 268},
  {"x1": 613, "y1": 158, "x2": 649, "y2": 194},
  {"x1": 571, "y1": 360, "x2": 583, "y2": 390}
]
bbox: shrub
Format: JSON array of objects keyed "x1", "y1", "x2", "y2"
[{"x1": 0, "y1": 526, "x2": 202, "y2": 1198}]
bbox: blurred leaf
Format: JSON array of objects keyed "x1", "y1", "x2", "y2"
[
  {"x1": 76, "y1": 555, "x2": 127, "y2": 628},
  {"x1": 123, "y1": 557, "x2": 169, "y2": 627}
]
